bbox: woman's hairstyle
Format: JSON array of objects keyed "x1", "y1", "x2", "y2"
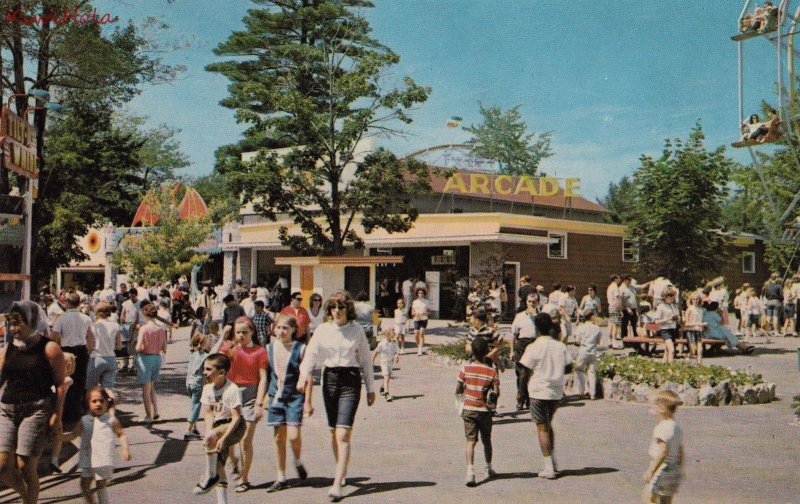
[
  {"x1": 190, "y1": 332, "x2": 208, "y2": 352},
  {"x1": 324, "y1": 291, "x2": 357, "y2": 321},
  {"x1": 310, "y1": 293, "x2": 323, "y2": 303},
  {"x1": 654, "y1": 390, "x2": 682, "y2": 414},
  {"x1": 94, "y1": 302, "x2": 112, "y2": 318},
  {"x1": 233, "y1": 316, "x2": 256, "y2": 336},
  {"x1": 275, "y1": 313, "x2": 298, "y2": 339},
  {"x1": 141, "y1": 303, "x2": 158, "y2": 319},
  {"x1": 195, "y1": 306, "x2": 206, "y2": 319},
  {"x1": 7, "y1": 300, "x2": 48, "y2": 335},
  {"x1": 588, "y1": 284, "x2": 597, "y2": 291},
  {"x1": 471, "y1": 336, "x2": 490, "y2": 362},
  {"x1": 415, "y1": 287, "x2": 427, "y2": 296}
]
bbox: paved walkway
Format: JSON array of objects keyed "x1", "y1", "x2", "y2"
[{"x1": 7, "y1": 321, "x2": 799, "y2": 504}]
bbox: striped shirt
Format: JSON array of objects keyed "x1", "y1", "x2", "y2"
[{"x1": 457, "y1": 362, "x2": 499, "y2": 412}]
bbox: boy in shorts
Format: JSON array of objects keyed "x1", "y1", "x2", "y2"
[
  {"x1": 518, "y1": 312, "x2": 572, "y2": 480},
  {"x1": 455, "y1": 337, "x2": 499, "y2": 487},
  {"x1": 193, "y1": 353, "x2": 245, "y2": 504}
]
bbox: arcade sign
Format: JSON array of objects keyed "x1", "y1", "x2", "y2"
[
  {"x1": 442, "y1": 173, "x2": 581, "y2": 198},
  {"x1": 0, "y1": 107, "x2": 38, "y2": 179}
]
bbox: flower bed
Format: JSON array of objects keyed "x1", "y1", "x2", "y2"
[
  {"x1": 597, "y1": 355, "x2": 775, "y2": 406},
  {"x1": 428, "y1": 341, "x2": 511, "y2": 369}
]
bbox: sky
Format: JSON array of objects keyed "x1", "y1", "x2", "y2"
[{"x1": 91, "y1": 0, "x2": 788, "y2": 200}]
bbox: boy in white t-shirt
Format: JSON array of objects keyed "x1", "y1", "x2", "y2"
[
  {"x1": 518, "y1": 313, "x2": 573, "y2": 479},
  {"x1": 193, "y1": 354, "x2": 245, "y2": 504},
  {"x1": 372, "y1": 330, "x2": 401, "y2": 401},
  {"x1": 643, "y1": 391, "x2": 684, "y2": 503}
]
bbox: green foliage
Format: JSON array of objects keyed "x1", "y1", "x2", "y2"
[
  {"x1": 724, "y1": 147, "x2": 800, "y2": 273},
  {"x1": 792, "y1": 394, "x2": 800, "y2": 417},
  {"x1": 429, "y1": 340, "x2": 510, "y2": 361},
  {"x1": 627, "y1": 123, "x2": 735, "y2": 290},
  {"x1": 114, "y1": 113, "x2": 190, "y2": 188},
  {"x1": 192, "y1": 172, "x2": 240, "y2": 225},
  {"x1": 596, "y1": 354, "x2": 763, "y2": 388},
  {"x1": 36, "y1": 95, "x2": 148, "y2": 283},
  {"x1": 207, "y1": 0, "x2": 436, "y2": 255},
  {"x1": 463, "y1": 104, "x2": 552, "y2": 177},
  {"x1": 111, "y1": 188, "x2": 211, "y2": 285},
  {"x1": 599, "y1": 176, "x2": 636, "y2": 224}
]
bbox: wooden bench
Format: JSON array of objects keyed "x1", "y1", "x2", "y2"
[{"x1": 622, "y1": 336, "x2": 726, "y2": 357}]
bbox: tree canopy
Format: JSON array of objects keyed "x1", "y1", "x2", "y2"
[
  {"x1": 207, "y1": 0, "x2": 437, "y2": 255},
  {"x1": 463, "y1": 104, "x2": 552, "y2": 177},
  {"x1": 627, "y1": 123, "x2": 734, "y2": 290},
  {"x1": 111, "y1": 187, "x2": 211, "y2": 285},
  {"x1": 598, "y1": 175, "x2": 636, "y2": 224}
]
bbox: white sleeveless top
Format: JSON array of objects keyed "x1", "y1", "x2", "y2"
[{"x1": 79, "y1": 413, "x2": 116, "y2": 469}]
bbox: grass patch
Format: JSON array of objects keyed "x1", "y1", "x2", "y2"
[{"x1": 597, "y1": 354, "x2": 763, "y2": 388}]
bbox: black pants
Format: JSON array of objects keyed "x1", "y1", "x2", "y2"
[
  {"x1": 621, "y1": 310, "x2": 638, "y2": 338},
  {"x1": 61, "y1": 344, "x2": 89, "y2": 425},
  {"x1": 795, "y1": 300, "x2": 800, "y2": 333},
  {"x1": 514, "y1": 338, "x2": 535, "y2": 408}
]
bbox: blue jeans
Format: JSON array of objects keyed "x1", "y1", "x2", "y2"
[{"x1": 186, "y1": 381, "x2": 203, "y2": 424}]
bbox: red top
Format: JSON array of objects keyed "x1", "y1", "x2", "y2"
[
  {"x1": 457, "y1": 362, "x2": 499, "y2": 411},
  {"x1": 138, "y1": 324, "x2": 167, "y2": 355},
  {"x1": 228, "y1": 344, "x2": 268, "y2": 386},
  {"x1": 280, "y1": 306, "x2": 311, "y2": 338}
]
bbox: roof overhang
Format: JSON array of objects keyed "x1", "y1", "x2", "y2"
[{"x1": 275, "y1": 256, "x2": 404, "y2": 266}]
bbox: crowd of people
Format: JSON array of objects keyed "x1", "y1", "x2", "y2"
[{"x1": 1, "y1": 266, "x2": 792, "y2": 503}]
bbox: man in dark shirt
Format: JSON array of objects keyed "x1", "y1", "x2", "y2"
[
  {"x1": 221, "y1": 294, "x2": 246, "y2": 335},
  {"x1": 517, "y1": 275, "x2": 535, "y2": 313}
]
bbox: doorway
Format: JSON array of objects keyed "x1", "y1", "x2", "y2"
[
  {"x1": 345, "y1": 267, "x2": 370, "y2": 298},
  {"x1": 502, "y1": 262, "x2": 520, "y2": 321}
]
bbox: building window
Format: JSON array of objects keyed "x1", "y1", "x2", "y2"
[
  {"x1": 622, "y1": 239, "x2": 639, "y2": 263},
  {"x1": 742, "y1": 252, "x2": 755, "y2": 274},
  {"x1": 547, "y1": 232, "x2": 567, "y2": 259}
]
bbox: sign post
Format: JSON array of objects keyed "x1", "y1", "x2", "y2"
[{"x1": 0, "y1": 106, "x2": 39, "y2": 300}]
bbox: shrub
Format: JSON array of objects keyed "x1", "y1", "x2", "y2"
[
  {"x1": 792, "y1": 395, "x2": 800, "y2": 417},
  {"x1": 596, "y1": 355, "x2": 763, "y2": 388},
  {"x1": 429, "y1": 340, "x2": 511, "y2": 361}
]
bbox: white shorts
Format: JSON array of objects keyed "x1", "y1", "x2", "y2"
[
  {"x1": 81, "y1": 465, "x2": 114, "y2": 481},
  {"x1": 380, "y1": 362, "x2": 393, "y2": 378},
  {"x1": 394, "y1": 324, "x2": 407, "y2": 336}
]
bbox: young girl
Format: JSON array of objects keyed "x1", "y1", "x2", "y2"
[
  {"x1": 642, "y1": 391, "x2": 684, "y2": 504},
  {"x1": 745, "y1": 288, "x2": 762, "y2": 339},
  {"x1": 372, "y1": 329, "x2": 400, "y2": 401},
  {"x1": 265, "y1": 314, "x2": 314, "y2": 492},
  {"x1": 185, "y1": 333, "x2": 209, "y2": 440},
  {"x1": 683, "y1": 294, "x2": 706, "y2": 364},
  {"x1": 393, "y1": 299, "x2": 408, "y2": 354},
  {"x1": 50, "y1": 352, "x2": 76, "y2": 473},
  {"x1": 573, "y1": 309, "x2": 602, "y2": 399},
  {"x1": 66, "y1": 387, "x2": 131, "y2": 504},
  {"x1": 226, "y1": 317, "x2": 268, "y2": 493}
]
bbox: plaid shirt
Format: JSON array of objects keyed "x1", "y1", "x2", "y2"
[{"x1": 252, "y1": 311, "x2": 273, "y2": 345}]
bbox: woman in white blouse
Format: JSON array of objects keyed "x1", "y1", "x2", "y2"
[
  {"x1": 307, "y1": 292, "x2": 326, "y2": 337},
  {"x1": 297, "y1": 291, "x2": 375, "y2": 502}
]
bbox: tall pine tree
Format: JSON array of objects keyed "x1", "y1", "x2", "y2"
[{"x1": 207, "y1": 0, "x2": 436, "y2": 255}]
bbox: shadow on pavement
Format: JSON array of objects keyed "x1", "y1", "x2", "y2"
[
  {"x1": 391, "y1": 394, "x2": 424, "y2": 401},
  {"x1": 477, "y1": 471, "x2": 536, "y2": 484},
  {"x1": 556, "y1": 467, "x2": 619, "y2": 478},
  {"x1": 344, "y1": 478, "x2": 436, "y2": 498}
]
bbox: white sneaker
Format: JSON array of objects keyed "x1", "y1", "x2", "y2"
[{"x1": 539, "y1": 469, "x2": 557, "y2": 479}]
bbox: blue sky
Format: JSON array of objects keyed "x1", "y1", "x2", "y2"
[{"x1": 94, "y1": 0, "x2": 785, "y2": 200}]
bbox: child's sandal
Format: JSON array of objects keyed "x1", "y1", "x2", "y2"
[{"x1": 234, "y1": 481, "x2": 252, "y2": 493}]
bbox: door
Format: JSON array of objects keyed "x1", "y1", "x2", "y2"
[{"x1": 345, "y1": 267, "x2": 370, "y2": 298}]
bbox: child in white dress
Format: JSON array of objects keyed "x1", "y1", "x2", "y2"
[
  {"x1": 373, "y1": 330, "x2": 400, "y2": 401},
  {"x1": 66, "y1": 387, "x2": 131, "y2": 504},
  {"x1": 643, "y1": 391, "x2": 684, "y2": 504},
  {"x1": 393, "y1": 299, "x2": 409, "y2": 353}
]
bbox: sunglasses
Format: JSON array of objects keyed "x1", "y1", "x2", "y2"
[
  {"x1": 293, "y1": 297, "x2": 303, "y2": 301},
  {"x1": 330, "y1": 302, "x2": 347, "y2": 309}
]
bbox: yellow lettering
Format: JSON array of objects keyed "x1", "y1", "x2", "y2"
[
  {"x1": 564, "y1": 178, "x2": 581, "y2": 197},
  {"x1": 470, "y1": 173, "x2": 490, "y2": 194},
  {"x1": 514, "y1": 176, "x2": 539, "y2": 196},
  {"x1": 539, "y1": 176, "x2": 559, "y2": 196},
  {"x1": 442, "y1": 174, "x2": 468, "y2": 193},
  {"x1": 494, "y1": 175, "x2": 513, "y2": 195}
]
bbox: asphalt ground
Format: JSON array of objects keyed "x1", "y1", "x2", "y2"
[{"x1": 5, "y1": 320, "x2": 798, "y2": 504}]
